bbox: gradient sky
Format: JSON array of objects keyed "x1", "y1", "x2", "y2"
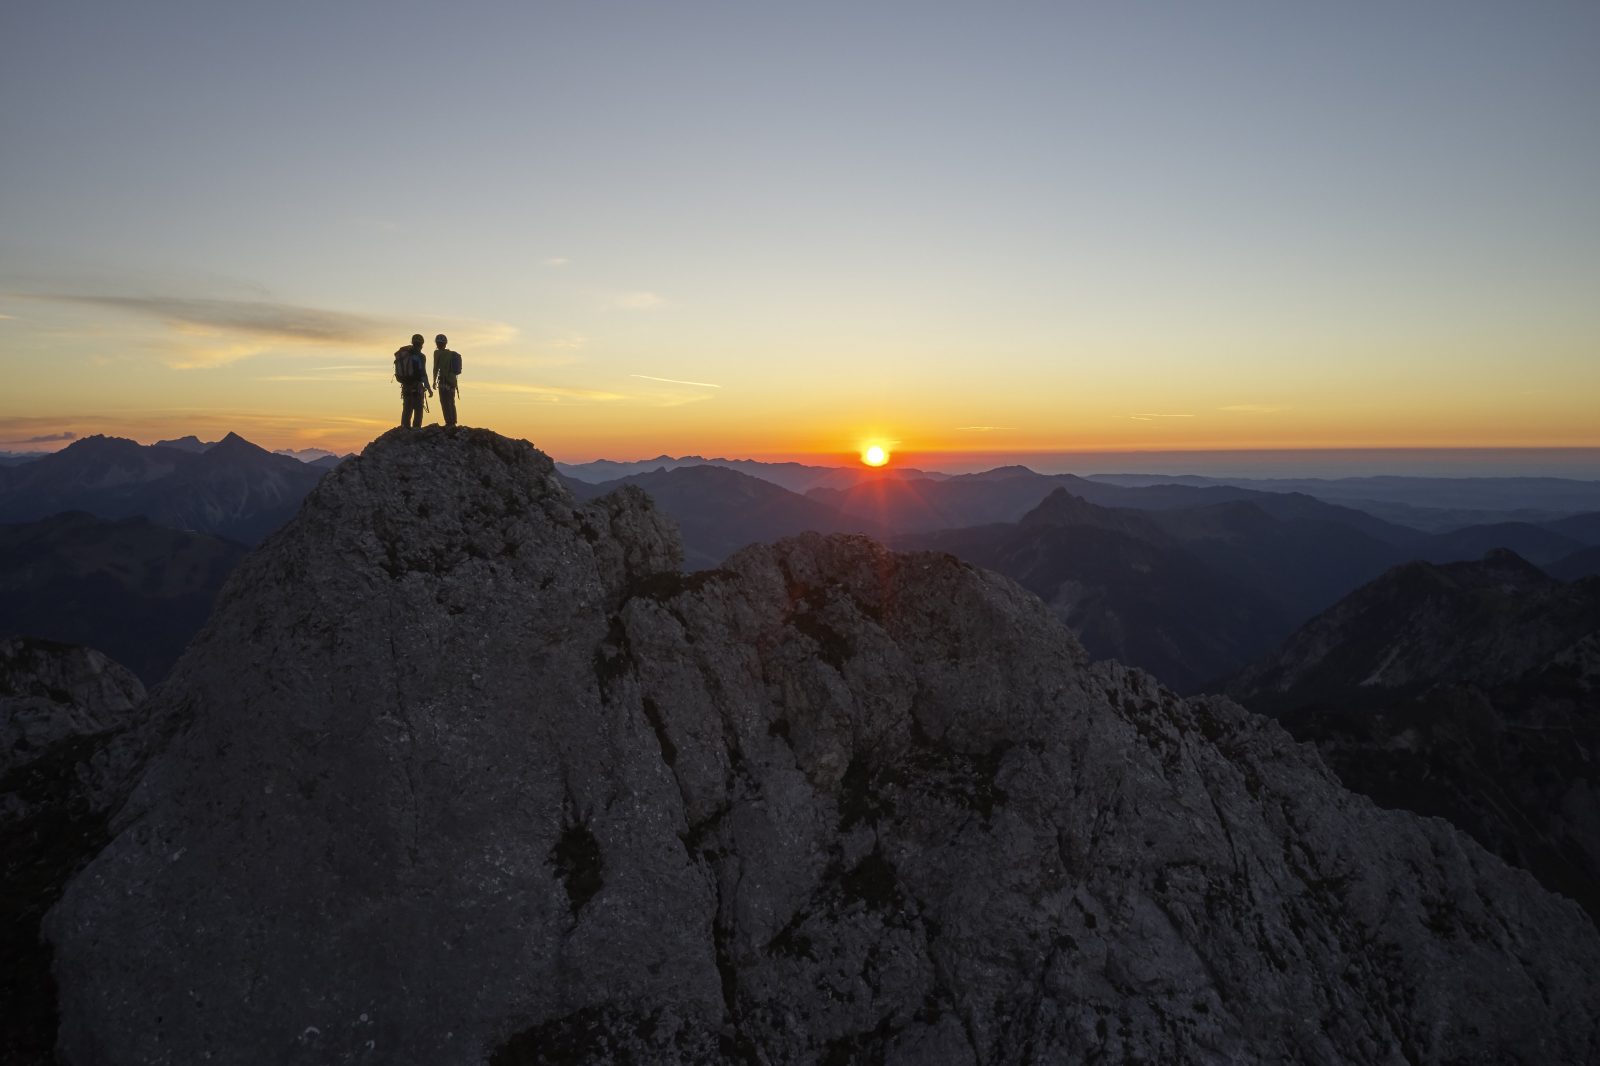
[{"x1": 4, "y1": 1, "x2": 1598, "y2": 469}]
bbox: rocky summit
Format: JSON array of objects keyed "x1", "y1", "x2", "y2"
[{"x1": 44, "y1": 428, "x2": 1600, "y2": 1064}]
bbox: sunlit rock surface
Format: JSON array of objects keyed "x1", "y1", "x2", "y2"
[{"x1": 48, "y1": 428, "x2": 1600, "y2": 1065}]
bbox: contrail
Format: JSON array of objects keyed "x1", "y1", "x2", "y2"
[{"x1": 631, "y1": 374, "x2": 722, "y2": 389}]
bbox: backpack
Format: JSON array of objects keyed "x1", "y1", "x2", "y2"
[
  {"x1": 393, "y1": 347, "x2": 424, "y2": 385},
  {"x1": 437, "y1": 350, "x2": 463, "y2": 388}
]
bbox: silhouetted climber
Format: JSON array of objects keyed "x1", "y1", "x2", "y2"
[
  {"x1": 432, "y1": 333, "x2": 463, "y2": 428},
  {"x1": 393, "y1": 334, "x2": 431, "y2": 428}
]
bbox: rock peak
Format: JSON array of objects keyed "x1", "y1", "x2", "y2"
[{"x1": 43, "y1": 428, "x2": 1600, "y2": 1065}]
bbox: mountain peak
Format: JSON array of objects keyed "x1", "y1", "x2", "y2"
[
  {"x1": 966, "y1": 464, "x2": 1040, "y2": 480},
  {"x1": 43, "y1": 428, "x2": 1600, "y2": 1063},
  {"x1": 153, "y1": 435, "x2": 213, "y2": 453}
]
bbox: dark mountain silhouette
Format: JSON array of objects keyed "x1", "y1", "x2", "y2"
[
  {"x1": 1229, "y1": 550, "x2": 1600, "y2": 922},
  {"x1": 273, "y1": 446, "x2": 343, "y2": 463},
  {"x1": 1231, "y1": 550, "x2": 1596, "y2": 703},
  {"x1": 809, "y1": 469, "x2": 1415, "y2": 544},
  {"x1": 1, "y1": 637, "x2": 147, "y2": 1066},
  {"x1": 900, "y1": 490, "x2": 1295, "y2": 691},
  {"x1": 1090, "y1": 472, "x2": 1600, "y2": 522},
  {"x1": 1414, "y1": 521, "x2": 1585, "y2": 566},
  {"x1": 153, "y1": 435, "x2": 216, "y2": 453},
  {"x1": 557, "y1": 454, "x2": 948, "y2": 494},
  {"x1": 0, "y1": 433, "x2": 328, "y2": 544},
  {"x1": 1542, "y1": 510, "x2": 1600, "y2": 544},
  {"x1": 566, "y1": 465, "x2": 857, "y2": 568},
  {"x1": 591, "y1": 464, "x2": 1591, "y2": 689},
  {"x1": 40, "y1": 429, "x2": 1600, "y2": 1063},
  {"x1": 1136, "y1": 499, "x2": 1416, "y2": 621},
  {"x1": 0, "y1": 512, "x2": 247, "y2": 684},
  {"x1": 1549, "y1": 545, "x2": 1600, "y2": 581}
]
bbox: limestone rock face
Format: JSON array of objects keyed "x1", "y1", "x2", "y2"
[
  {"x1": 47, "y1": 429, "x2": 1600, "y2": 1065},
  {"x1": 1, "y1": 638, "x2": 146, "y2": 1066},
  {"x1": 1229, "y1": 551, "x2": 1600, "y2": 924},
  {"x1": 1, "y1": 638, "x2": 145, "y2": 782}
]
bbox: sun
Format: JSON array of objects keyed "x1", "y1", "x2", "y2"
[{"x1": 861, "y1": 444, "x2": 890, "y2": 467}]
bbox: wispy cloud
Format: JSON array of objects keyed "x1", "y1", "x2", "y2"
[
  {"x1": 631, "y1": 374, "x2": 721, "y2": 389},
  {"x1": 1129, "y1": 413, "x2": 1196, "y2": 422},
  {"x1": 257, "y1": 372, "x2": 379, "y2": 383},
  {"x1": 472, "y1": 382, "x2": 629, "y2": 401},
  {"x1": 21, "y1": 292, "x2": 520, "y2": 368},
  {"x1": 1, "y1": 431, "x2": 76, "y2": 445},
  {"x1": 1218, "y1": 404, "x2": 1284, "y2": 413},
  {"x1": 606, "y1": 291, "x2": 668, "y2": 311},
  {"x1": 544, "y1": 257, "x2": 571, "y2": 268},
  {"x1": 38, "y1": 294, "x2": 392, "y2": 345},
  {"x1": 957, "y1": 425, "x2": 1017, "y2": 432},
  {"x1": 0, "y1": 313, "x2": 15, "y2": 321}
]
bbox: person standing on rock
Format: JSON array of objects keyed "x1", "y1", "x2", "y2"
[
  {"x1": 432, "y1": 333, "x2": 463, "y2": 428},
  {"x1": 394, "y1": 333, "x2": 431, "y2": 428}
]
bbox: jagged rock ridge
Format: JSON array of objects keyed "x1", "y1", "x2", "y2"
[
  {"x1": 46, "y1": 428, "x2": 1600, "y2": 1065},
  {"x1": 2, "y1": 638, "x2": 147, "y2": 1066},
  {"x1": 1229, "y1": 550, "x2": 1600, "y2": 923}
]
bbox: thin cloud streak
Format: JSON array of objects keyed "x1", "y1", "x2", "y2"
[
  {"x1": 38, "y1": 294, "x2": 392, "y2": 345},
  {"x1": 257, "y1": 373, "x2": 377, "y2": 383},
  {"x1": 1129, "y1": 413, "x2": 1196, "y2": 422},
  {"x1": 1219, "y1": 404, "x2": 1285, "y2": 413},
  {"x1": 630, "y1": 374, "x2": 721, "y2": 389},
  {"x1": 472, "y1": 382, "x2": 628, "y2": 401},
  {"x1": 1, "y1": 431, "x2": 76, "y2": 444},
  {"x1": 957, "y1": 425, "x2": 1017, "y2": 432},
  {"x1": 23, "y1": 293, "x2": 521, "y2": 367}
]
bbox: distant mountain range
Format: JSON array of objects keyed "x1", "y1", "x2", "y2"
[
  {"x1": 557, "y1": 463, "x2": 1600, "y2": 690},
  {"x1": 565, "y1": 465, "x2": 858, "y2": 569},
  {"x1": 5, "y1": 435, "x2": 1598, "y2": 692},
  {"x1": 1089, "y1": 472, "x2": 1600, "y2": 531},
  {"x1": 0, "y1": 432, "x2": 329, "y2": 544},
  {"x1": 1228, "y1": 550, "x2": 1600, "y2": 924},
  {"x1": 0, "y1": 512, "x2": 247, "y2": 684},
  {"x1": 899, "y1": 490, "x2": 1298, "y2": 691},
  {"x1": 29, "y1": 428, "x2": 1600, "y2": 1062}
]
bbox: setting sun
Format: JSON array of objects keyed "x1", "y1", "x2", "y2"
[{"x1": 862, "y1": 445, "x2": 889, "y2": 467}]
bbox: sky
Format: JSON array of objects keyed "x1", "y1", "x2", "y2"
[{"x1": 3, "y1": 1, "x2": 1599, "y2": 473}]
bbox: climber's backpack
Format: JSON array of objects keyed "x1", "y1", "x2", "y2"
[{"x1": 393, "y1": 347, "x2": 425, "y2": 385}]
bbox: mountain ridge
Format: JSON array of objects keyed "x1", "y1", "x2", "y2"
[{"x1": 43, "y1": 427, "x2": 1600, "y2": 1064}]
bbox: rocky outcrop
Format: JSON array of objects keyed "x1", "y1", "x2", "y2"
[
  {"x1": 46, "y1": 429, "x2": 1600, "y2": 1064},
  {"x1": 900, "y1": 490, "x2": 1294, "y2": 692},
  {"x1": 567, "y1": 464, "x2": 855, "y2": 570},
  {"x1": 1229, "y1": 551, "x2": 1600, "y2": 925},
  {"x1": 1230, "y1": 549, "x2": 1599, "y2": 703},
  {"x1": 1, "y1": 638, "x2": 146, "y2": 1066}
]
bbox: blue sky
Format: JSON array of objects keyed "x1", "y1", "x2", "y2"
[{"x1": 3, "y1": 1, "x2": 1598, "y2": 468}]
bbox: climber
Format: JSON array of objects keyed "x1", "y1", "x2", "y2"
[
  {"x1": 393, "y1": 334, "x2": 431, "y2": 428},
  {"x1": 432, "y1": 333, "x2": 463, "y2": 428}
]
